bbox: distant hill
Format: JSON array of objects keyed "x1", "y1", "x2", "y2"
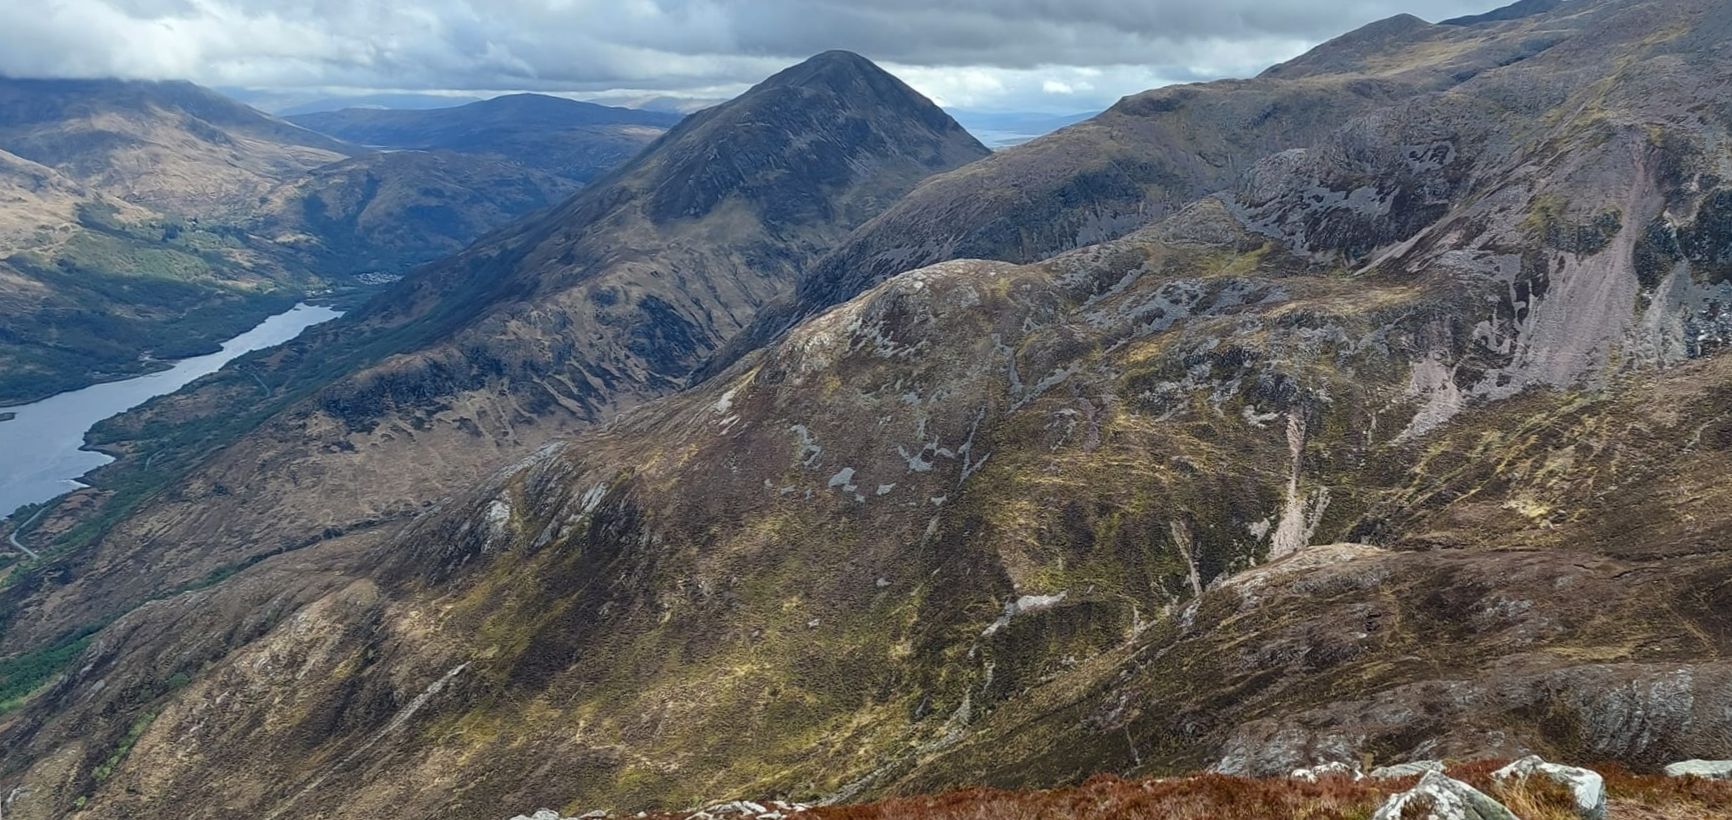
[
  {"x1": 273, "y1": 92, "x2": 489, "y2": 116},
  {"x1": 947, "y1": 109, "x2": 1097, "y2": 147},
  {"x1": 0, "y1": 77, "x2": 356, "y2": 217},
  {"x1": 289, "y1": 94, "x2": 683, "y2": 183}
]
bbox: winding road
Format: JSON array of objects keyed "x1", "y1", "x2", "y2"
[{"x1": 6, "y1": 505, "x2": 44, "y2": 560}]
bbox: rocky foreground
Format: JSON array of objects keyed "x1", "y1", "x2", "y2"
[{"x1": 513, "y1": 756, "x2": 1732, "y2": 819}]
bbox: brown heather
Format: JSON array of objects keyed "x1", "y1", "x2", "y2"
[{"x1": 631, "y1": 761, "x2": 1732, "y2": 820}]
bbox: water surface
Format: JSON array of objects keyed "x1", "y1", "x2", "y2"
[{"x1": 0, "y1": 303, "x2": 341, "y2": 517}]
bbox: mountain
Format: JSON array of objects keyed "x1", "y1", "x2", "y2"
[
  {"x1": 0, "y1": 51, "x2": 986, "y2": 678},
  {"x1": 0, "y1": 80, "x2": 648, "y2": 404},
  {"x1": 0, "y1": 77, "x2": 356, "y2": 217},
  {"x1": 11, "y1": 1, "x2": 1732, "y2": 817},
  {"x1": 288, "y1": 94, "x2": 683, "y2": 183},
  {"x1": 698, "y1": 1, "x2": 1563, "y2": 380},
  {"x1": 0, "y1": 78, "x2": 357, "y2": 402},
  {"x1": 249, "y1": 149, "x2": 577, "y2": 276},
  {"x1": 270, "y1": 92, "x2": 489, "y2": 116}
]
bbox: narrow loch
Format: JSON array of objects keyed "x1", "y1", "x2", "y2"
[{"x1": 0, "y1": 303, "x2": 341, "y2": 517}]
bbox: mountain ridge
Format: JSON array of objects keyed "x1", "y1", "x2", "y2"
[{"x1": 288, "y1": 93, "x2": 681, "y2": 184}]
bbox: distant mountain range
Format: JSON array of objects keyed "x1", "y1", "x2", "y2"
[
  {"x1": 287, "y1": 94, "x2": 683, "y2": 183},
  {"x1": 947, "y1": 109, "x2": 1097, "y2": 147}
]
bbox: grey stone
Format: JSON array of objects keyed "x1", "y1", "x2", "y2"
[
  {"x1": 1664, "y1": 759, "x2": 1732, "y2": 779},
  {"x1": 1369, "y1": 760, "x2": 1446, "y2": 779},
  {"x1": 1290, "y1": 761, "x2": 1362, "y2": 781},
  {"x1": 1371, "y1": 771, "x2": 1518, "y2": 820},
  {"x1": 1492, "y1": 755, "x2": 1606, "y2": 820}
]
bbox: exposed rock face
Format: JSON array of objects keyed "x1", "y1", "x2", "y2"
[
  {"x1": 10, "y1": 1, "x2": 1732, "y2": 818},
  {"x1": 1371, "y1": 771, "x2": 1516, "y2": 820},
  {"x1": 1291, "y1": 761, "x2": 1363, "y2": 782},
  {"x1": 1371, "y1": 761, "x2": 1447, "y2": 779}
]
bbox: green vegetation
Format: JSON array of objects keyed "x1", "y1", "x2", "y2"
[
  {"x1": 93, "y1": 708, "x2": 160, "y2": 782},
  {"x1": 0, "y1": 203, "x2": 314, "y2": 405},
  {"x1": 0, "y1": 631, "x2": 94, "y2": 713}
]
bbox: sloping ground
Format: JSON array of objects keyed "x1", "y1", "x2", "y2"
[
  {"x1": 0, "y1": 144, "x2": 312, "y2": 405},
  {"x1": 0, "y1": 77, "x2": 354, "y2": 218},
  {"x1": 0, "y1": 80, "x2": 649, "y2": 404},
  {"x1": 0, "y1": 51, "x2": 987, "y2": 659},
  {"x1": 250, "y1": 149, "x2": 579, "y2": 276}
]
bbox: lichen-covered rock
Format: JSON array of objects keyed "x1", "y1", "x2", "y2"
[
  {"x1": 1369, "y1": 760, "x2": 1445, "y2": 779},
  {"x1": 1663, "y1": 759, "x2": 1732, "y2": 779},
  {"x1": 1492, "y1": 755, "x2": 1605, "y2": 819},
  {"x1": 1290, "y1": 761, "x2": 1363, "y2": 781},
  {"x1": 1370, "y1": 771, "x2": 1517, "y2": 820}
]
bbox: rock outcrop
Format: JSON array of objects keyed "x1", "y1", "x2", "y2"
[
  {"x1": 1493, "y1": 755, "x2": 1606, "y2": 819},
  {"x1": 1371, "y1": 771, "x2": 1517, "y2": 820},
  {"x1": 1663, "y1": 759, "x2": 1732, "y2": 779}
]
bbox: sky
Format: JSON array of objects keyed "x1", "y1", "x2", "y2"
[{"x1": 0, "y1": 0, "x2": 1517, "y2": 113}]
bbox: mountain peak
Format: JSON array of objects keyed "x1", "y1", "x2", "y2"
[
  {"x1": 629, "y1": 51, "x2": 985, "y2": 225},
  {"x1": 1260, "y1": 13, "x2": 1439, "y2": 77},
  {"x1": 755, "y1": 49, "x2": 907, "y2": 95}
]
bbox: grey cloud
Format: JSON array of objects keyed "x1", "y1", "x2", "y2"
[{"x1": 0, "y1": 0, "x2": 1510, "y2": 109}]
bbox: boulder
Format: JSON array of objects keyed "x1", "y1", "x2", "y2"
[
  {"x1": 1371, "y1": 771, "x2": 1518, "y2": 820},
  {"x1": 1663, "y1": 759, "x2": 1732, "y2": 779},
  {"x1": 1290, "y1": 761, "x2": 1363, "y2": 781},
  {"x1": 1492, "y1": 755, "x2": 1606, "y2": 820},
  {"x1": 1370, "y1": 760, "x2": 1446, "y2": 779}
]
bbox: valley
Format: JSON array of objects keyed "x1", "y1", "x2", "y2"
[
  {"x1": 0, "y1": 302, "x2": 340, "y2": 518},
  {"x1": 0, "y1": 82, "x2": 681, "y2": 405}
]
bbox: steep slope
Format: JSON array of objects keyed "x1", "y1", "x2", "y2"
[
  {"x1": 0, "y1": 77, "x2": 356, "y2": 218},
  {"x1": 0, "y1": 145, "x2": 311, "y2": 404},
  {"x1": 289, "y1": 94, "x2": 682, "y2": 183},
  {"x1": 699, "y1": 1, "x2": 1589, "y2": 379},
  {"x1": 6, "y1": 0, "x2": 1732, "y2": 816},
  {"x1": 0, "y1": 52, "x2": 987, "y2": 656},
  {"x1": 250, "y1": 149, "x2": 578, "y2": 277},
  {"x1": 0, "y1": 77, "x2": 359, "y2": 403}
]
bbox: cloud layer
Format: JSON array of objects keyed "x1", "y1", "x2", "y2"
[{"x1": 0, "y1": 0, "x2": 1507, "y2": 111}]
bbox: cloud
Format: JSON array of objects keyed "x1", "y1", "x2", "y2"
[{"x1": 0, "y1": 0, "x2": 1512, "y2": 111}]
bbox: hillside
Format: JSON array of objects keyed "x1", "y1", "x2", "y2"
[
  {"x1": 250, "y1": 149, "x2": 578, "y2": 276},
  {"x1": 699, "y1": 0, "x2": 1583, "y2": 379},
  {"x1": 0, "y1": 50, "x2": 987, "y2": 668}
]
